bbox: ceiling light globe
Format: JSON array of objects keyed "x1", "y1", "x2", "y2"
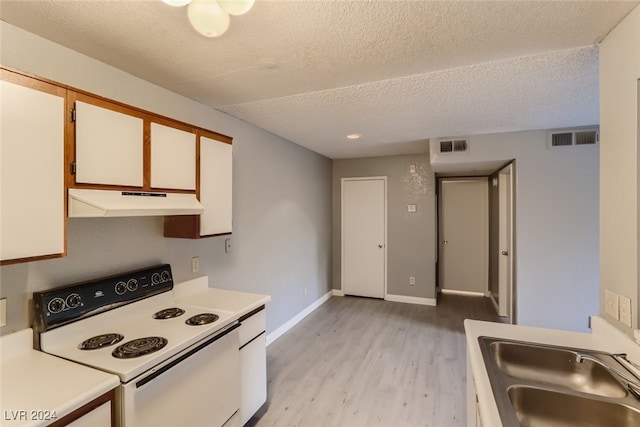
[
  {"x1": 188, "y1": 0, "x2": 230, "y2": 37},
  {"x1": 162, "y1": 0, "x2": 193, "y2": 6},
  {"x1": 216, "y1": 0, "x2": 255, "y2": 16}
]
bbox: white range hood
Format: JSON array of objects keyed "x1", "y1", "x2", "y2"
[{"x1": 68, "y1": 188, "x2": 204, "y2": 218}]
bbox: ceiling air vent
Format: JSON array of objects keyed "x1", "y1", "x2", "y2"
[
  {"x1": 549, "y1": 129, "x2": 599, "y2": 149},
  {"x1": 439, "y1": 138, "x2": 469, "y2": 154}
]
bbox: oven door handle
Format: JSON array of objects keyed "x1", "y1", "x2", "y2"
[{"x1": 135, "y1": 322, "x2": 240, "y2": 389}]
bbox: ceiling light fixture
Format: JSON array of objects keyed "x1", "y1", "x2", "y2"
[
  {"x1": 162, "y1": 0, "x2": 255, "y2": 37},
  {"x1": 346, "y1": 133, "x2": 362, "y2": 140}
]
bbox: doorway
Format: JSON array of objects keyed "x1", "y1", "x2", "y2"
[
  {"x1": 438, "y1": 178, "x2": 489, "y2": 294},
  {"x1": 341, "y1": 177, "x2": 387, "y2": 298},
  {"x1": 498, "y1": 164, "x2": 514, "y2": 321}
]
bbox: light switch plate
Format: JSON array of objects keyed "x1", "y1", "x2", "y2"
[
  {"x1": 0, "y1": 298, "x2": 6, "y2": 327},
  {"x1": 605, "y1": 289, "x2": 619, "y2": 320},
  {"x1": 619, "y1": 295, "x2": 632, "y2": 327}
]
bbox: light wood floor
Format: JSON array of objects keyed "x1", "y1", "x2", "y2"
[{"x1": 247, "y1": 293, "x2": 503, "y2": 427}]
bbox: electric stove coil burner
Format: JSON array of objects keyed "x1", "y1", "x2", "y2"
[
  {"x1": 185, "y1": 313, "x2": 219, "y2": 326},
  {"x1": 152, "y1": 307, "x2": 185, "y2": 319},
  {"x1": 112, "y1": 337, "x2": 168, "y2": 359},
  {"x1": 79, "y1": 333, "x2": 124, "y2": 350}
]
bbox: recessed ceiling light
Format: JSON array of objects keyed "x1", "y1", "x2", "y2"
[{"x1": 346, "y1": 133, "x2": 362, "y2": 140}]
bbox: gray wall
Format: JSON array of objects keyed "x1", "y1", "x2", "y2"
[
  {"x1": 332, "y1": 155, "x2": 436, "y2": 299},
  {"x1": 0, "y1": 22, "x2": 332, "y2": 336}
]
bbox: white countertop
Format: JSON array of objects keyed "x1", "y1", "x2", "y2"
[
  {"x1": 0, "y1": 328, "x2": 120, "y2": 427},
  {"x1": 464, "y1": 317, "x2": 640, "y2": 427},
  {"x1": 173, "y1": 276, "x2": 271, "y2": 317}
]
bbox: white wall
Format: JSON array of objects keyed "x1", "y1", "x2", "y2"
[
  {"x1": 430, "y1": 129, "x2": 599, "y2": 332},
  {"x1": 599, "y1": 5, "x2": 640, "y2": 332},
  {"x1": 0, "y1": 22, "x2": 332, "y2": 336}
]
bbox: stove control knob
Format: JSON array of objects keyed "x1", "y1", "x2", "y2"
[
  {"x1": 115, "y1": 281, "x2": 127, "y2": 295},
  {"x1": 127, "y1": 279, "x2": 138, "y2": 292},
  {"x1": 48, "y1": 297, "x2": 65, "y2": 314},
  {"x1": 151, "y1": 273, "x2": 161, "y2": 285},
  {"x1": 160, "y1": 270, "x2": 171, "y2": 282},
  {"x1": 66, "y1": 293, "x2": 82, "y2": 309}
]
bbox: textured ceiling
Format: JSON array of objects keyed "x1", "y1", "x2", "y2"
[{"x1": 1, "y1": 0, "x2": 638, "y2": 159}]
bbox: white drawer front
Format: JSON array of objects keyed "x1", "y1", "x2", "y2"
[{"x1": 239, "y1": 310, "x2": 265, "y2": 347}]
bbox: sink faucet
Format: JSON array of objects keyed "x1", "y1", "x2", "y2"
[{"x1": 575, "y1": 352, "x2": 640, "y2": 399}]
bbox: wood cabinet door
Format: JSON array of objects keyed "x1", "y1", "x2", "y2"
[
  {"x1": 75, "y1": 100, "x2": 143, "y2": 187},
  {"x1": 1, "y1": 74, "x2": 65, "y2": 263},
  {"x1": 150, "y1": 122, "x2": 196, "y2": 190},
  {"x1": 200, "y1": 136, "x2": 233, "y2": 236}
]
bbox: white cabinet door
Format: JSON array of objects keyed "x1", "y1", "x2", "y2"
[
  {"x1": 75, "y1": 100, "x2": 143, "y2": 187},
  {"x1": 66, "y1": 402, "x2": 111, "y2": 427},
  {"x1": 200, "y1": 136, "x2": 232, "y2": 236},
  {"x1": 239, "y1": 333, "x2": 266, "y2": 426},
  {"x1": 1, "y1": 78, "x2": 65, "y2": 262},
  {"x1": 150, "y1": 123, "x2": 196, "y2": 190}
]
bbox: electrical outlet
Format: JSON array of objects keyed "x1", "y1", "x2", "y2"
[
  {"x1": 0, "y1": 298, "x2": 6, "y2": 327},
  {"x1": 225, "y1": 238, "x2": 232, "y2": 254},
  {"x1": 303, "y1": 287, "x2": 308, "y2": 296},
  {"x1": 407, "y1": 204, "x2": 417, "y2": 213},
  {"x1": 191, "y1": 257, "x2": 200, "y2": 273},
  {"x1": 620, "y1": 296, "x2": 632, "y2": 327},
  {"x1": 409, "y1": 276, "x2": 416, "y2": 285},
  {"x1": 605, "y1": 289, "x2": 619, "y2": 320}
]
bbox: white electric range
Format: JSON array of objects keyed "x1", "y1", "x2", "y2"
[{"x1": 33, "y1": 264, "x2": 241, "y2": 427}]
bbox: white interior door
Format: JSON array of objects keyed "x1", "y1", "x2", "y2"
[
  {"x1": 498, "y1": 165, "x2": 514, "y2": 319},
  {"x1": 440, "y1": 179, "x2": 488, "y2": 294},
  {"x1": 341, "y1": 177, "x2": 386, "y2": 298}
]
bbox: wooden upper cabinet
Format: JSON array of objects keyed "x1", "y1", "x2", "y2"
[
  {"x1": 150, "y1": 122, "x2": 196, "y2": 191},
  {"x1": 74, "y1": 98, "x2": 144, "y2": 187},
  {"x1": 70, "y1": 93, "x2": 198, "y2": 193},
  {"x1": 1, "y1": 69, "x2": 66, "y2": 265},
  {"x1": 200, "y1": 134, "x2": 233, "y2": 236},
  {"x1": 164, "y1": 131, "x2": 233, "y2": 239}
]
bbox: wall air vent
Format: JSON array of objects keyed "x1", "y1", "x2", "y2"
[
  {"x1": 439, "y1": 138, "x2": 469, "y2": 154},
  {"x1": 549, "y1": 129, "x2": 599, "y2": 149}
]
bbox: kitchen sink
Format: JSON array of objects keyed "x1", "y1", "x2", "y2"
[
  {"x1": 490, "y1": 340, "x2": 627, "y2": 397},
  {"x1": 508, "y1": 386, "x2": 640, "y2": 427},
  {"x1": 478, "y1": 337, "x2": 640, "y2": 426}
]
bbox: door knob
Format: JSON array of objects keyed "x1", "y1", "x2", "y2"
[
  {"x1": 444, "y1": 240, "x2": 448, "y2": 245},
  {"x1": 501, "y1": 251, "x2": 509, "y2": 256},
  {"x1": 378, "y1": 244, "x2": 383, "y2": 248}
]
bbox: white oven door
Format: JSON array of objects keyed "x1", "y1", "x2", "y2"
[{"x1": 119, "y1": 325, "x2": 240, "y2": 427}]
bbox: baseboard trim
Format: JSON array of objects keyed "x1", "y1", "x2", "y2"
[
  {"x1": 385, "y1": 294, "x2": 437, "y2": 306},
  {"x1": 266, "y1": 290, "x2": 333, "y2": 346},
  {"x1": 333, "y1": 289, "x2": 344, "y2": 296},
  {"x1": 440, "y1": 289, "x2": 485, "y2": 297}
]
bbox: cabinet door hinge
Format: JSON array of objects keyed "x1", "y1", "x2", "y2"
[
  {"x1": 70, "y1": 161, "x2": 76, "y2": 175},
  {"x1": 70, "y1": 109, "x2": 76, "y2": 122}
]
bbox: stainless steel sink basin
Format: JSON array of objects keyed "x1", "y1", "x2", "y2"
[
  {"x1": 490, "y1": 340, "x2": 627, "y2": 397},
  {"x1": 478, "y1": 337, "x2": 640, "y2": 426},
  {"x1": 508, "y1": 386, "x2": 640, "y2": 427}
]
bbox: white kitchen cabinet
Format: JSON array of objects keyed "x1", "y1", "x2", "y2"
[
  {"x1": 65, "y1": 401, "x2": 111, "y2": 427},
  {"x1": 200, "y1": 135, "x2": 233, "y2": 235},
  {"x1": 164, "y1": 132, "x2": 233, "y2": 238},
  {"x1": 239, "y1": 308, "x2": 267, "y2": 426},
  {"x1": 0, "y1": 72, "x2": 65, "y2": 264},
  {"x1": 150, "y1": 122, "x2": 196, "y2": 190},
  {"x1": 74, "y1": 99, "x2": 143, "y2": 187}
]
